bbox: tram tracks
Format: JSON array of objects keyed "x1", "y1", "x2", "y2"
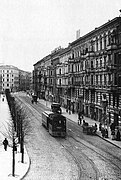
[
  {"x1": 67, "y1": 125, "x2": 121, "y2": 172},
  {"x1": 15, "y1": 95, "x2": 121, "y2": 179},
  {"x1": 15, "y1": 96, "x2": 99, "y2": 179}
]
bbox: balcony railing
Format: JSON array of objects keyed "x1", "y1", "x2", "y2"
[{"x1": 107, "y1": 43, "x2": 117, "y2": 51}]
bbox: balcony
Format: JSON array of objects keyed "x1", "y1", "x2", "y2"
[
  {"x1": 85, "y1": 68, "x2": 90, "y2": 74},
  {"x1": 89, "y1": 85, "x2": 95, "y2": 90},
  {"x1": 109, "y1": 85, "x2": 118, "y2": 92},
  {"x1": 106, "y1": 64, "x2": 116, "y2": 72},
  {"x1": 107, "y1": 43, "x2": 117, "y2": 51},
  {"x1": 68, "y1": 57, "x2": 75, "y2": 63},
  {"x1": 85, "y1": 51, "x2": 95, "y2": 58}
]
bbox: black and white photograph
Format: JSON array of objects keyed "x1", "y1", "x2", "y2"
[{"x1": 0, "y1": 0, "x2": 121, "y2": 179}]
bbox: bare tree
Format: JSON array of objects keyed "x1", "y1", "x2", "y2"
[
  {"x1": 14, "y1": 99, "x2": 32, "y2": 163},
  {"x1": 3, "y1": 90, "x2": 32, "y2": 177},
  {"x1": 1, "y1": 118, "x2": 17, "y2": 177}
]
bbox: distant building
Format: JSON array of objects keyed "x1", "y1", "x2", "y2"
[
  {"x1": 0, "y1": 65, "x2": 31, "y2": 93},
  {"x1": 19, "y1": 70, "x2": 32, "y2": 92}
]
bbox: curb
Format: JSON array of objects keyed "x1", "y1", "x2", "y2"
[
  {"x1": 20, "y1": 147, "x2": 31, "y2": 180},
  {"x1": 96, "y1": 132, "x2": 121, "y2": 149}
]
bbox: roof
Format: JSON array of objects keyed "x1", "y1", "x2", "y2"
[{"x1": 70, "y1": 17, "x2": 121, "y2": 46}]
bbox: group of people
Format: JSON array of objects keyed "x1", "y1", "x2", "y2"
[
  {"x1": 99, "y1": 123, "x2": 109, "y2": 138},
  {"x1": 110, "y1": 122, "x2": 121, "y2": 141},
  {"x1": 78, "y1": 111, "x2": 98, "y2": 130}
]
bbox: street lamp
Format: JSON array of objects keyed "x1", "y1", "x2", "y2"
[{"x1": 101, "y1": 94, "x2": 108, "y2": 126}]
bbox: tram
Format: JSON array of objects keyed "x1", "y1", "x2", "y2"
[{"x1": 42, "y1": 111, "x2": 66, "y2": 137}]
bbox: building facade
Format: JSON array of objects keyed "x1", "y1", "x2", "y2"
[
  {"x1": 0, "y1": 65, "x2": 31, "y2": 93},
  {"x1": 33, "y1": 16, "x2": 121, "y2": 127},
  {"x1": 68, "y1": 17, "x2": 121, "y2": 126}
]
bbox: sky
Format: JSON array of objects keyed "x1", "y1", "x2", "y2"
[{"x1": 0, "y1": 0, "x2": 121, "y2": 72}]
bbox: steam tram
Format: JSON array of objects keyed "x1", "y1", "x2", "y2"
[{"x1": 42, "y1": 111, "x2": 66, "y2": 137}]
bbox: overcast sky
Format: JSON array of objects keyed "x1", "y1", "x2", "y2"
[{"x1": 0, "y1": 0, "x2": 120, "y2": 72}]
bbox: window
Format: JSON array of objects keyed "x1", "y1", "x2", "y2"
[
  {"x1": 7, "y1": 84, "x2": 9, "y2": 87},
  {"x1": 100, "y1": 58, "x2": 102, "y2": 67},
  {"x1": 104, "y1": 56, "x2": 106, "y2": 68},
  {"x1": 96, "y1": 39, "x2": 98, "y2": 51},
  {"x1": 100, "y1": 36, "x2": 102, "y2": 50},
  {"x1": 104, "y1": 75, "x2": 106, "y2": 85},
  {"x1": 108, "y1": 54, "x2": 111, "y2": 64},
  {"x1": 59, "y1": 69, "x2": 61, "y2": 75},
  {"x1": 100, "y1": 75, "x2": 102, "y2": 85},
  {"x1": 91, "y1": 75, "x2": 94, "y2": 85},
  {"x1": 96, "y1": 59, "x2": 98, "y2": 68},
  {"x1": 96, "y1": 75, "x2": 98, "y2": 85},
  {"x1": 91, "y1": 61, "x2": 93, "y2": 69},
  {"x1": 100, "y1": 93, "x2": 102, "y2": 101},
  {"x1": 104, "y1": 34, "x2": 106, "y2": 49},
  {"x1": 109, "y1": 93, "x2": 111, "y2": 105},
  {"x1": 50, "y1": 71, "x2": 52, "y2": 76},
  {"x1": 113, "y1": 94, "x2": 115, "y2": 107},
  {"x1": 72, "y1": 64, "x2": 74, "y2": 73},
  {"x1": 96, "y1": 92, "x2": 98, "y2": 103},
  {"x1": 59, "y1": 79, "x2": 61, "y2": 85}
]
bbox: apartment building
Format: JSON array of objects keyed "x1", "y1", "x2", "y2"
[
  {"x1": 0, "y1": 65, "x2": 31, "y2": 93},
  {"x1": 33, "y1": 16, "x2": 121, "y2": 126},
  {"x1": 0, "y1": 65, "x2": 19, "y2": 92},
  {"x1": 33, "y1": 47, "x2": 63, "y2": 100},
  {"x1": 19, "y1": 70, "x2": 32, "y2": 91},
  {"x1": 68, "y1": 17, "x2": 121, "y2": 126}
]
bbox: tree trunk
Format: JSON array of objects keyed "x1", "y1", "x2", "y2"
[
  {"x1": 21, "y1": 146, "x2": 24, "y2": 163},
  {"x1": 12, "y1": 138, "x2": 15, "y2": 176}
]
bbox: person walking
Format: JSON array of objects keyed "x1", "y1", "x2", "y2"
[
  {"x1": 116, "y1": 129, "x2": 120, "y2": 141},
  {"x1": 99, "y1": 122, "x2": 102, "y2": 131},
  {"x1": 3, "y1": 138, "x2": 8, "y2": 151},
  {"x1": 78, "y1": 111, "x2": 82, "y2": 125}
]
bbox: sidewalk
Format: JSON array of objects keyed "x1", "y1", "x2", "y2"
[
  {"x1": 38, "y1": 99, "x2": 121, "y2": 149},
  {"x1": 0, "y1": 95, "x2": 30, "y2": 180},
  {"x1": 0, "y1": 145, "x2": 30, "y2": 180}
]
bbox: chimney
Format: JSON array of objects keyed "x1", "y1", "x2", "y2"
[{"x1": 76, "y1": 29, "x2": 80, "y2": 40}]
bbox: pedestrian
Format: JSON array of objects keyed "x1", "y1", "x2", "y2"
[
  {"x1": 3, "y1": 138, "x2": 8, "y2": 151},
  {"x1": 105, "y1": 128, "x2": 108, "y2": 138},
  {"x1": 95, "y1": 123, "x2": 97, "y2": 129},
  {"x1": 116, "y1": 129, "x2": 120, "y2": 141},
  {"x1": 78, "y1": 111, "x2": 82, "y2": 125},
  {"x1": 99, "y1": 122, "x2": 102, "y2": 131},
  {"x1": 83, "y1": 119, "x2": 86, "y2": 125},
  {"x1": 101, "y1": 127, "x2": 105, "y2": 138},
  {"x1": 31, "y1": 99, "x2": 34, "y2": 104},
  {"x1": 78, "y1": 117, "x2": 82, "y2": 125},
  {"x1": 94, "y1": 123, "x2": 97, "y2": 132}
]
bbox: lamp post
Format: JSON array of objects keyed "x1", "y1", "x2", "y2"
[{"x1": 101, "y1": 94, "x2": 108, "y2": 126}]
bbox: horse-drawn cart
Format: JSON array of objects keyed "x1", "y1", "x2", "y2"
[
  {"x1": 82, "y1": 123, "x2": 97, "y2": 135},
  {"x1": 31, "y1": 95, "x2": 38, "y2": 104}
]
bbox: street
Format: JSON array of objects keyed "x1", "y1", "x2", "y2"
[{"x1": 15, "y1": 93, "x2": 121, "y2": 180}]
